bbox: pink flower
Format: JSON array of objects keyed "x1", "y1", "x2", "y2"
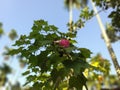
[{"x1": 59, "y1": 39, "x2": 70, "y2": 48}]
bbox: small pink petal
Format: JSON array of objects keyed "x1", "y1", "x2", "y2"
[{"x1": 59, "y1": 39, "x2": 70, "y2": 48}]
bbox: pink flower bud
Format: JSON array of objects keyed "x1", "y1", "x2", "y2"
[{"x1": 59, "y1": 39, "x2": 70, "y2": 48}]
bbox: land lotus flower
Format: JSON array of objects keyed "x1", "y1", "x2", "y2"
[{"x1": 59, "y1": 39, "x2": 70, "y2": 48}]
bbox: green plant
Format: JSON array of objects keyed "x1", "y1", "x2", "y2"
[{"x1": 8, "y1": 20, "x2": 96, "y2": 90}]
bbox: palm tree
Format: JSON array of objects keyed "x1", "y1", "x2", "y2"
[
  {"x1": 64, "y1": 0, "x2": 120, "y2": 80},
  {"x1": 0, "y1": 23, "x2": 4, "y2": 37},
  {"x1": 64, "y1": 0, "x2": 88, "y2": 32},
  {"x1": 90, "y1": 0, "x2": 120, "y2": 80}
]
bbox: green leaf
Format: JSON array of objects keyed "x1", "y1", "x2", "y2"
[
  {"x1": 26, "y1": 75, "x2": 37, "y2": 82},
  {"x1": 108, "y1": 11, "x2": 116, "y2": 18},
  {"x1": 32, "y1": 68, "x2": 40, "y2": 73},
  {"x1": 69, "y1": 76, "x2": 83, "y2": 90},
  {"x1": 79, "y1": 48, "x2": 92, "y2": 58},
  {"x1": 35, "y1": 20, "x2": 48, "y2": 26},
  {"x1": 49, "y1": 25, "x2": 58, "y2": 31},
  {"x1": 33, "y1": 82, "x2": 42, "y2": 90},
  {"x1": 46, "y1": 33, "x2": 58, "y2": 40},
  {"x1": 69, "y1": 73, "x2": 87, "y2": 90},
  {"x1": 28, "y1": 45, "x2": 38, "y2": 53},
  {"x1": 29, "y1": 29, "x2": 40, "y2": 39},
  {"x1": 8, "y1": 29, "x2": 18, "y2": 40},
  {"x1": 77, "y1": 73, "x2": 88, "y2": 89},
  {"x1": 22, "y1": 70, "x2": 30, "y2": 76},
  {"x1": 31, "y1": 24, "x2": 41, "y2": 31},
  {"x1": 63, "y1": 60, "x2": 92, "y2": 75},
  {"x1": 13, "y1": 36, "x2": 30, "y2": 46},
  {"x1": 44, "y1": 26, "x2": 50, "y2": 31},
  {"x1": 70, "y1": 39, "x2": 77, "y2": 44},
  {"x1": 0, "y1": 28, "x2": 4, "y2": 36},
  {"x1": 69, "y1": 76, "x2": 80, "y2": 89},
  {"x1": 29, "y1": 55, "x2": 38, "y2": 66},
  {"x1": 66, "y1": 32, "x2": 76, "y2": 38},
  {"x1": 8, "y1": 47, "x2": 23, "y2": 55},
  {"x1": 37, "y1": 73, "x2": 50, "y2": 81},
  {"x1": 65, "y1": 46, "x2": 76, "y2": 53}
]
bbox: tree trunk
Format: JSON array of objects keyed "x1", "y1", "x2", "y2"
[
  {"x1": 69, "y1": 0, "x2": 73, "y2": 32},
  {"x1": 90, "y1": 0, "x2": 120, "y2": 79}
]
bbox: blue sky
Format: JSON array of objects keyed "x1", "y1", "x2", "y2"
[{"x1": 0, "y1": 0, "x2": 120, "y2": 85}]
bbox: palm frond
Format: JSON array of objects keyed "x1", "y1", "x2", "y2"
[{"x1": 64, "y1": 0, "x2": 88, "y2": 9}]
